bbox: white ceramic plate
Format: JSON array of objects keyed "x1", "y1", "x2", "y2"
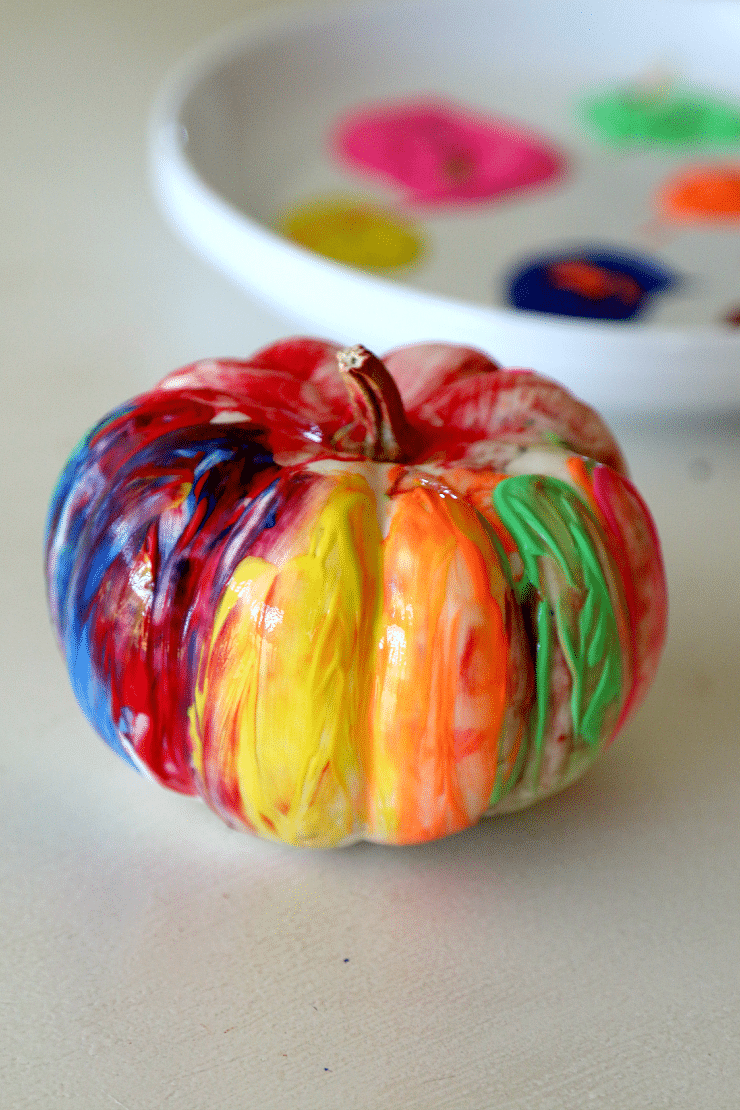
[{"x1": 149, "y1": 0, "x2": 740, "y2": 412}]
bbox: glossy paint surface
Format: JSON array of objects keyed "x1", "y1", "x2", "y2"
[{"x1": 46, "y1": 339, "x2": 667, "y2": 846}]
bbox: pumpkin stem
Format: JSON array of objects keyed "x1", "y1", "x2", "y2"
[{"x1": 336, "y1": 345, "x2": 419, "y2": 462}]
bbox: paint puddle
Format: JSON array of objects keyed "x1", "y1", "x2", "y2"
[
  {"x1": 332, "y1": 98, "x2": 565, "y2": 207},
  {"x1": 580, "y1": 82, "x2": 740, "y2": 148},
  {"x1": 658, "y1": 165, "x2": 740, "y2": 223},
  {"x1": 507, "y1": 249, "x2": 679, "y2": 320},
  {"x1": 279, "y1": 197, "x2": 424, "y2": 270}
]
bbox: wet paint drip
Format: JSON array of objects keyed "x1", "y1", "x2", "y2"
[
  {"x1": 45, "y1": 340, "x2": 667, "y2": 847},
  {"x1": 332, "y1": 98, "x2": 565, "y2": 206},
  {"x1": 507, "y1": 249, "x2": 678, "y2": 320},
  {"x1": 280, "y1": 198, "x2": 423, "y2": 270},
  {"x1": 658, "y1": 165, "x2": 740, "y2": 222},
  {"x1": 581, "y1": 86, "x2": 740, "y2": 148}
]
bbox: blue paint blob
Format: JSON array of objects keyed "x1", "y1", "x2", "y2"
[{"x1": 506, "y1": 248, "x2": 678, "y2": 320}]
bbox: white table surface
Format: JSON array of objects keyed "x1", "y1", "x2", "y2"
[{"x1": 3, "y1": 2, "x2": 739, "y2": 1107}]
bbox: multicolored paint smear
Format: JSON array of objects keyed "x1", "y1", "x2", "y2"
[
  {"x1": 507, "y1": 249, "x2": 678, "y2": 320},
  {"x1": 280, "y1": 197, "x2": 423, "y2": 270},
  {"x1": 332, "y1": 98, "x2": 565, "y2": 206},
  {"x1": 46, "y1": 339, "x2": 667, "y2": 847},
  {"x1": 658, "y1": 164, "x2": 740, "y2": 223},
  {"x1": 581, "y1": 85, "x2": 740, "y2": 148}
]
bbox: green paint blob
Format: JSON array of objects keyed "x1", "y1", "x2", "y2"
[
  {"x1": 580, "y1": 88, "x2": 740, "y2": 148},
  {"x1": 493, "y1": 475, "x2": 623, "y2": 755}
]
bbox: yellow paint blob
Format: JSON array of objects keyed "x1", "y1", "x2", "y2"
[{"x1": 280, "y1": 197, "x2": 423, "y2": 270}]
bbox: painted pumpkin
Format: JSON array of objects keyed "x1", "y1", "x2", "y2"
[{"x1": 46, "y1": 339, "x2": 667, "y2": 847}]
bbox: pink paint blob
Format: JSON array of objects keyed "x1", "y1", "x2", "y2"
[{"x1": 332, "y1": 98, "x2": 566, "y2": 207}]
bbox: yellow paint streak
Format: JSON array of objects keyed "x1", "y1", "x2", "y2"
[
  {"x1": 190, "y1": 473, "x2": 380, "y2": 846},
  {"x1": 189, "y1": 558, "x2": 278, "y2": 828}
]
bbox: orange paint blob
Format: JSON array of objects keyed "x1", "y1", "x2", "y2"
[
  {"x1": 659, "y1": 164, "x2": 740, "y2": 222},
  {"x1": 547, "y1": 261, "x2": 642, "y2": 305}
]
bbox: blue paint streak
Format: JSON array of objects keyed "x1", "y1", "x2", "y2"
[{"x1": 46, "y1": 406, "x2": 279, "y2": 769}]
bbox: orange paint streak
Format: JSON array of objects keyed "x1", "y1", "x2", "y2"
[
  {"x1": 368, "y1": 486, "x2": 509, "y2": 844},
  {"x1": 432, "y1": 467, "x2": 532, "y2": 798},
  {"x1": 431, "y1": 468, "x2": 516, "y2": 552},
  {"x1": 566, "y1": 455, "x2": 596, "y2": 508}
]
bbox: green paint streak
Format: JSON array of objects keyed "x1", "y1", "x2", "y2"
[
  {"x1": 581, "y1": 89, "x2": 740, "y2": 148},
  {"x1": 493, "y1": 475, "x2": 622, "y2": 752},
  {"x1": 474, "y1": 509, "x2": 515, "y2": 591},
  {"x1": 533, "y1": 597, "x2": 552, "y2": 763},
  {"x1": 476, "y1": 506, "x2": 532, "y2": 806}
]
